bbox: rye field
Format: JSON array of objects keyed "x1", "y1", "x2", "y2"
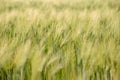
[{"x1": 0, "y1": 0, "x2": 120, "y2": 80}]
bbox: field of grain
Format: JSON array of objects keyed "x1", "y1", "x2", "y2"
[{"x1": 0, "y1": 0, "x2": 120, "y2": 80}]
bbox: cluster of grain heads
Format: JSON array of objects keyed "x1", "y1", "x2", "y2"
[
  {"x1": 14, "y1": 40, "x2": 31, "y2": 69},
  {"x1": 31, "y1": 45, "x2": 63, "y2": 80}
]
